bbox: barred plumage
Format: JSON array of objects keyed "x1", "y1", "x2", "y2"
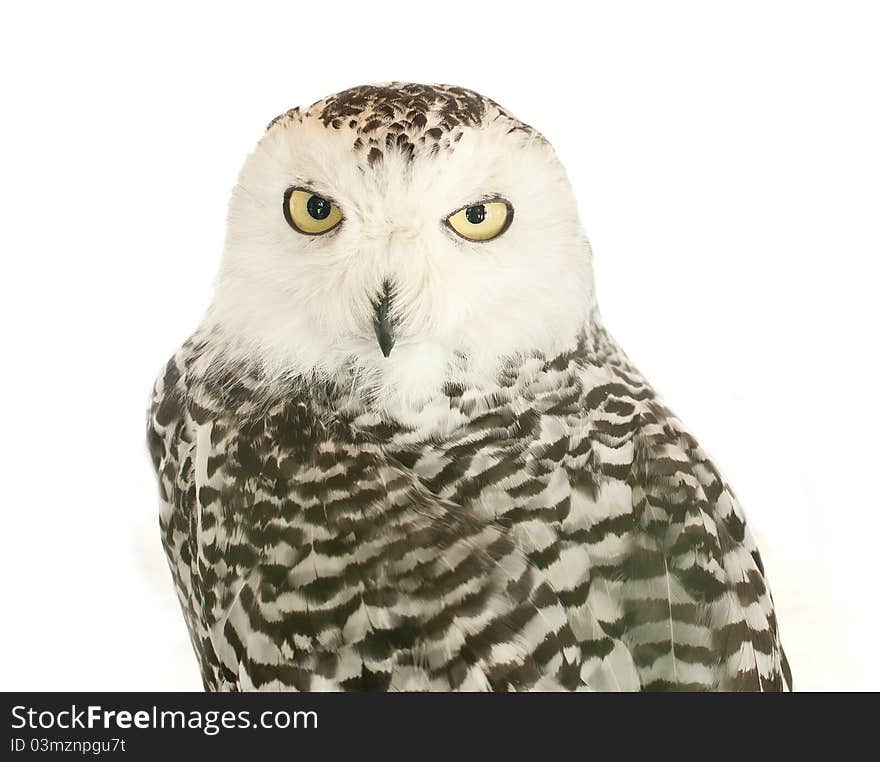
[
  {"x1": 148, "y1": 322, "x2": 790, "y2": 691},
  {"x1": 147, "y1": 83, "x2": 790, "y2": 691}
]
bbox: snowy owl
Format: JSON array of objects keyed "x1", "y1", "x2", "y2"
[{"x1": 147, "y1": 83, "x2": 791, "y2": 691}]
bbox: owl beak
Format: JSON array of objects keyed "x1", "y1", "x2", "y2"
[{"x1": 372, "y1": 281, "x2": 395, "y2": 358}]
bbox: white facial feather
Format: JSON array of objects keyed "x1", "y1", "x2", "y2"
[{"x1": 206, "y1": 86, "x2": 595, "y2": 412}]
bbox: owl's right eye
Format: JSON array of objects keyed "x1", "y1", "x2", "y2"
[{"x1": 283, "y1": 187, "x2": 343, "y2": 235}]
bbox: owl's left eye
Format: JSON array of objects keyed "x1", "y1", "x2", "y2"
[
  {"x1": 283, "y1": 188, "x2": 343, "y2": 235},
  {"x1": 446, "y1": 199, "x2": 512, "y2": 242}
]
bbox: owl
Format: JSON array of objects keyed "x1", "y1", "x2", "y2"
[{"x1": 147, "y1": 83, "x2": 791, "y2": 691}]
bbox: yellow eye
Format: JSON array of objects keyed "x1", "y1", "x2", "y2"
[
  {"x1": 283, "y1": 188, "x2": 343, "y2": 235},
  {"x1": 446, "y1": 200, "x2": 512, "y2": 242}
]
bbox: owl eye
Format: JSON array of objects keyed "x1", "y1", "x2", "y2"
[
  {"x1": 283, "y1": 188, "x2": 343, "y2": 235},
  {"x1": 446, "y1": 200, "x2": 512, "y2": 242}
]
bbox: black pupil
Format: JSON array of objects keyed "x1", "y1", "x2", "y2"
[
  {"x1": 466, "y1": 205, "x2": 487, "y2": 224},
  {"x1": 306, "y1": 195, "x2": 331, "y2": 220}
]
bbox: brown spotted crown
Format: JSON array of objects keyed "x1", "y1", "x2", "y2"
[{"x1": 267, "y1": 82, "x2": 540, "y2": 166}]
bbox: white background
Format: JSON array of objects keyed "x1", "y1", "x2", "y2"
[{"x1": 1, "y1": 1, "x2": 877, "y2": 691}]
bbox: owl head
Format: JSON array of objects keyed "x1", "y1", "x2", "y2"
[{"x1": 209, "y1": 84, "x2": 595, "y2": 407}]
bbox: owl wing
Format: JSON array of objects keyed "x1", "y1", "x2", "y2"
[
  {"x1": 147, "y1": 347, "x2": 214, "y2": 686},
  {"x1": 148, "y1": 345, "x2": 584, "y2": 691},
  {"x1": 574, "y1": 333, "x2": 792, "y2": 691}
]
